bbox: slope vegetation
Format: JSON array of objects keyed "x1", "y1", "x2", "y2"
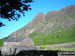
[{"x1": 1, "y1": 5, "x2": 75, "y2": 46}]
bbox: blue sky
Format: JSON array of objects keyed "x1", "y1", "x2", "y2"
[{"x1": 0, "y1": 0, "x2": 75, "y2": 39}]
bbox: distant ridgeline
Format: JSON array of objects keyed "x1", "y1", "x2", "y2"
[{"x1": 0, "y1": 5, "x2": 75, "y2": 46}]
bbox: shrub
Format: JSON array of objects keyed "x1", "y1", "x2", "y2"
[{"x1": 40, "y1": 45, "x2": 46, "y2": 49}]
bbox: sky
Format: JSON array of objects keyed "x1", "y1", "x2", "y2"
[{"x1": 0, "y1": 0, "x2": 75, "y2": 39}]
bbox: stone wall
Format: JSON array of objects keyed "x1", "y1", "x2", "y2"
[
  {"x1": 2, "y1": 37, "x2": 34, "y2": 53},
  {"x1": 19, "y1": 37, "x2": 34, "y2": 46},
  {"x1": 2, "y1": 42, "x2": 20, "y2": 52}
]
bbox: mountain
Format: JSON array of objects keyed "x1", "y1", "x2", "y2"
[{"x1": 1, "y1": 5, "x2": 75, "y2": 46}]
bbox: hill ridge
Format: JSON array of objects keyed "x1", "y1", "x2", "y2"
[{"x1": 2, "y1": 5, "x2": 75, "y2": 46}]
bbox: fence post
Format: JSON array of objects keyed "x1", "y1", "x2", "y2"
[{"x1": 0, "y1": 51, "x2": 2, "y2": 56}]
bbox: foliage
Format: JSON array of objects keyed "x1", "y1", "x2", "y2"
[
  {"x1": 40, "y1": 45, "x2": 46, "y2": 49},
  {"x1": 0, "y1": 48, "x2": 1, "y2": 50},
  {"x1": 0, "y1": 37, "x2": 9, "y2": 46},
  {"x1": 29, "y1": 26, "x2": 75, "y2": 46},
  {"x1": 0, "y1": 0, "x2": 33, "y2": 27}
]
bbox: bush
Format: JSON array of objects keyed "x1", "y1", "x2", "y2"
[{"x1": 40, "y1": 45, "x2": 46, "y2": 49}]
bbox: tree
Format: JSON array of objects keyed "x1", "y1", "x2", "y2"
[{"x1": 0, "y1": 0, "x2": 33, "y2": 27}]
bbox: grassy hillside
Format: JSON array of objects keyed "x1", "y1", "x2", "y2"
[
  {"x1": 0, "y1": 37, "x2": 8, "y2": 47},
  {"x1": 29, "y1": 26, "x2": 75, "y2": 46},
  {"x1": 0, "y1": 5, "x2": 75, "y2": 47}
]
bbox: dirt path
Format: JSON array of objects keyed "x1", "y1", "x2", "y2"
[{"x1": 36, "y1": 42, "x2": 75, "y2": 48}]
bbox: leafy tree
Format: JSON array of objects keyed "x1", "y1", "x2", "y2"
[{"x1": 0, "y1": 0, "x2": 33, "y2": 27}]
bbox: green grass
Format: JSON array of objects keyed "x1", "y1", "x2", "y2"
[
  {"x1": 0, "y1": 37, "x2": 8, "y2": 47},
  {"x1": 49, "y1": 48, "x2": 75, "y2": 51},
  {"x1": 29, "y1": 26, "x2": 75, "y2": 46},
  {"x1": 0, "y1": 26, "x2": 75, "y2": 47},
  {"x1": 0, "y1": 47, "x2": 2, "y2": 50}
]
